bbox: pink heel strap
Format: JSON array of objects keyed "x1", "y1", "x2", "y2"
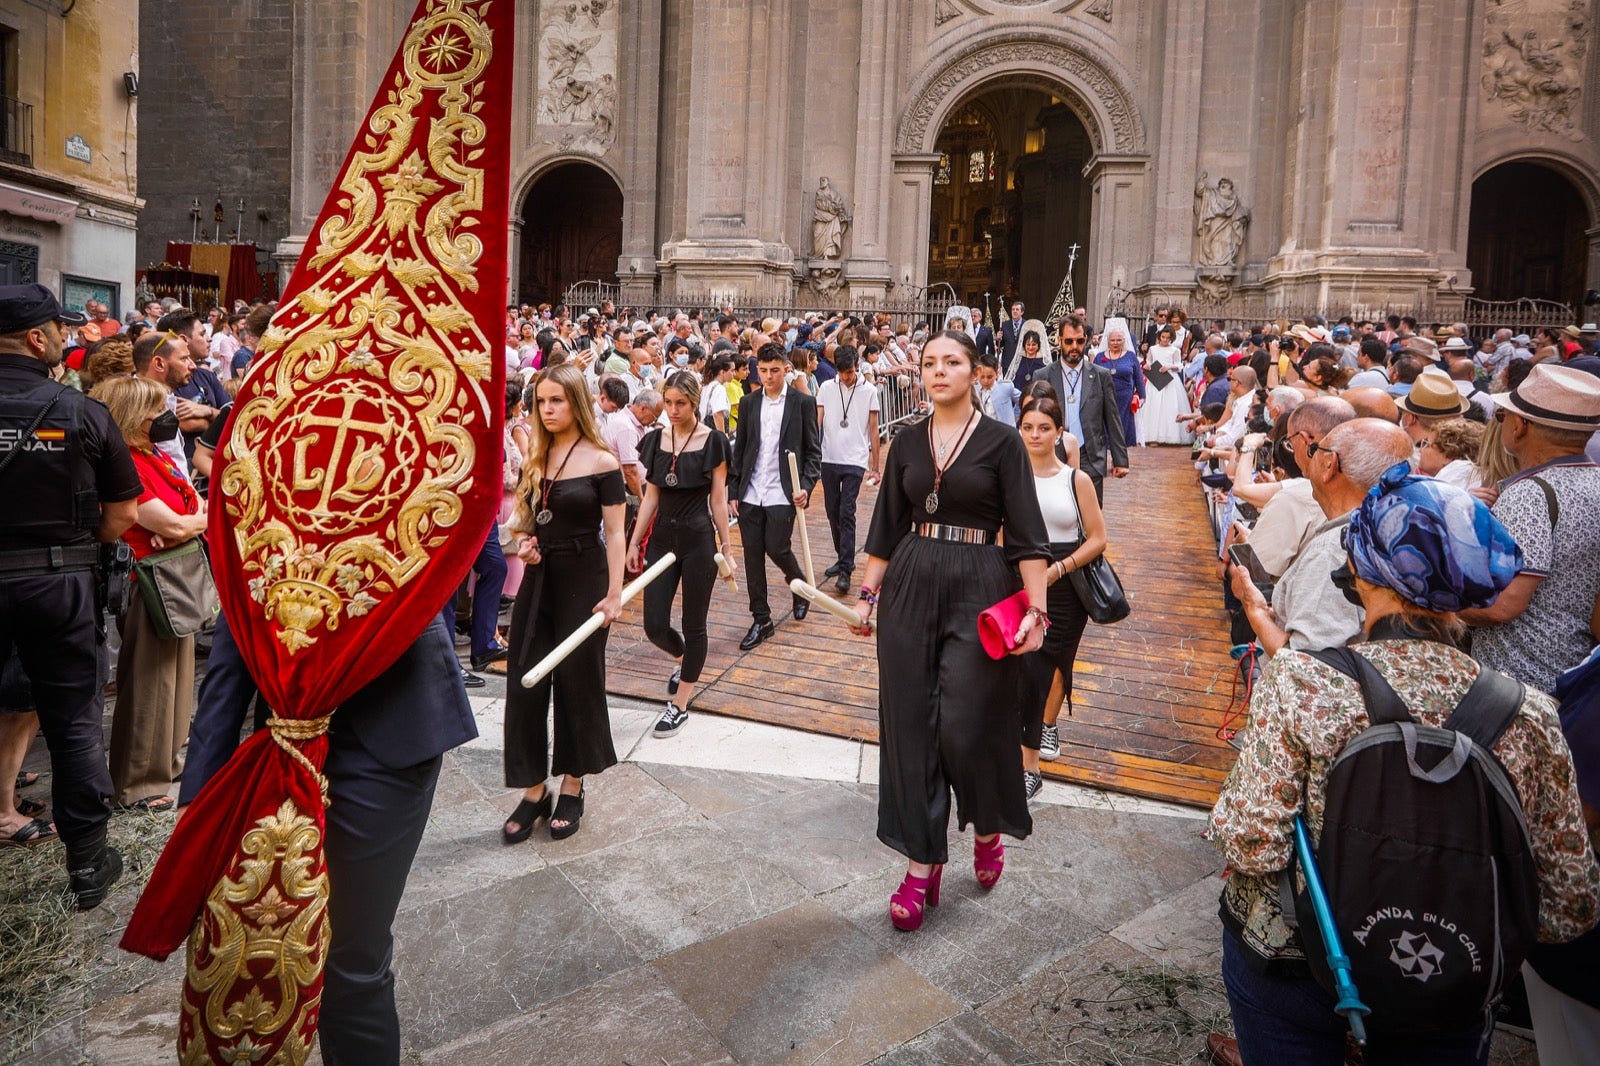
[
  {"x1": 890, "y1": 865, "x2": 943, "y2": 931},
  {"x1": 974, "y1": 835, "x2": 1004, "y2": 889}
]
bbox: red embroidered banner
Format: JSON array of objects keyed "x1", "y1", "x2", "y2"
[{"x1": 121, "y1": 2, "x2": 513, "y2": 1061}]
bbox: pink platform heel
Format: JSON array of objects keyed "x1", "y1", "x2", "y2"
[
  {"x1": 889, "y1": 864, "x2": 943, "y2": 931},
  {"x1": 974, "y1": 835, "x2": 1004, "y2": 889}
]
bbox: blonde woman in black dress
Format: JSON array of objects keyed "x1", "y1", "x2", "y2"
[
  {"x1": 627, "y1": 371, "x2": 733, "y2": 739},
  {"x1": 501, "y1": 364, "x2": 626, "y2": 843},
  {"x1": 851, "y1": 330, "x2": 1051, "y2": 932}
]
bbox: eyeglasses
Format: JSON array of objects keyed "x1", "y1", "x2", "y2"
[{"x1": 1305, "y1": 440, "x2": 1338, "y2": 460}]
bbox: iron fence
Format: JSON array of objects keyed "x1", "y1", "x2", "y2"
[
  {"x1": 1105, "y1": 295, "x2": 1577, "y2": 339},
  {"x1": 0, "y1": 96, "x2": 32, "y2": 167}
]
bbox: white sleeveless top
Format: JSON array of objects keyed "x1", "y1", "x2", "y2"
[{"x1": 1033, "y1": 464, "x2": 1082, "y2": 543}]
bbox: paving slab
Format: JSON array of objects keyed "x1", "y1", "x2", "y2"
[
  {"x1": 642, "y1": 761, "x2": 831, "y2": 818},
  {"x1": 420, "y1": 964, "x2": 736, "y2": 1066},
  {"x1": 399, "y1": 757, "x2": 547, "y2": 910},
  {"x1": 512, "y1": 761, "x2": 703, "y2": 865},
  {"x1": 626, "y1": 710, "x2": 862, "y2": 782},
  {"x1": 558, "y1": 822, "x2": 812, "y2": 959},
  {"x1": 864, "y1": 1010, "x2": 1032, "y2": 1065},
  {"x1": 390, "y1": 866, "x2": 640, "y2": 1051},
  {"x1": 1109, "y1": 872, "x2": 1226, "y2": 971},
  {"x1": 714, "y1": 780, "x2": 898, "y2": 893},
  {"x1": 653, "y1": 900, "x2": 961, "y2": 1066}
]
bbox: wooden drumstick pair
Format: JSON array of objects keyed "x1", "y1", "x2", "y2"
[{"x1": 520, "y1": 552, "x2": 678, "y2": 689}]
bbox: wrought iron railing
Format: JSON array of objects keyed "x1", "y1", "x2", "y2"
[{"x1": 0, "y1": 96, "x2": 32, "y2": 166}]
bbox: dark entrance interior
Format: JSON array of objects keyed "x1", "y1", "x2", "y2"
[
  {"x1": 518, "y1": 162, "x2": 623, "y2": 307},
  {"x1": 1466, "y1": 162, "x2": 1590, "y2": 308},
  {"x1": 926, "y1": 86, "x2": 1092, "y2": 326}
]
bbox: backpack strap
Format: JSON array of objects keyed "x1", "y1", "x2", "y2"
[
  {"x1": 1527, "y1": 475, "x2": 1559, "y2": 527},
  {"x1": 1442, "y1": 666, "x2": 1525, "y2": 751},
  {"x1": 1306, "y1": 646, "x2": 1413, "y2": 725}
]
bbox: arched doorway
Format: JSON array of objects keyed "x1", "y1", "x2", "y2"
[
  {"x1": 518, "y1": 161, "x2": 623, "y2": 306},
  {"x1": 1467, "y1": 161, "x2": 1592, "y2": 307},
  {"x1": 926, "y1": 88, "x2": 1091, "y2": 322}
]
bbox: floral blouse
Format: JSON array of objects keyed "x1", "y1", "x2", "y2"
[{"x1": 1208, "y1": 637, "x2": 1599, "y2": 964}]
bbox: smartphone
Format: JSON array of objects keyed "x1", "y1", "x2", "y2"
[{"x1": 1227, "y1": 543, "x2": 1274, "y2": 589}]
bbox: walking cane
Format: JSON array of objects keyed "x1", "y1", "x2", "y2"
[
  {"x1": 1293, "y1": 814, "x2": 1370, "y2": 1045},
  {"x1": 520, "y1": 553, "x2": 678, "y2": 689},
  {"x1": 786, "y1": 451, "x2": 816, "y2": 586}
]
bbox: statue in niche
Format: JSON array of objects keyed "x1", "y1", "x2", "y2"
[
  {"x1": 1193, "y1": 172, "x2": 1250, "y2": 301},
  {"x1": 539, "y1": 0, "x2": 618, "y2": 152},
  {"x1": 1482, "y1": 0, "x2": 1589, "y2": 140},
  {"x1": 811, "y1": 177, "x2": 852, "y2": 260}
]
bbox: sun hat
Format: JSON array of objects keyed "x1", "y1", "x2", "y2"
[
  {"x1": 1344, "y1": 463, "x2": 1523, "y2": 613},
  {"x1": 1490, "y1": 362, "x2": 1600, "y2": 433},
  {"x1": 1439, "y1": 336, "x2": 1471, "y2": 353},
  {"x1": 1397, "y1": 368, "x2": 1471, "y2": 418}
]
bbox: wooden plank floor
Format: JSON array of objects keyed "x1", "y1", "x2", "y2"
[{"x1": 603, "y1": 443, "x2": 1240, "y2": 808}]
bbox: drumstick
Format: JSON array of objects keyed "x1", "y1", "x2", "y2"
[
  {"x1": 790, "y1": 579, "x2": 869, "y2": 633},
  {"x1": 714, "y1": 551, "x2": 738, "y2": 593},
  {"x1": 786, "y1": 451, "x2": 816, "y2": 586},
  {"x1": 520, "y1": 552, "x2": 678, "y2": 689}
]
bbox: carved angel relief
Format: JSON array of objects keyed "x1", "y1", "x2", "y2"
[
  {"x1": 1482, "y1": 0, "x2": 1590, "y2": 140},
  {"x1": 538, "y1": 0, "x2": 619, "y2": 152}
]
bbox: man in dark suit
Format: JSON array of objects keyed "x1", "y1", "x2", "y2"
[
  {"x1": 176, "y1": 610, "x2": 475, "y2": 1063},
  {"x1": 729, "y1": 343, "x2": 822, "y2": 650},
  {"x1": 974, "y1": 309, "x2": 995, "y2": 359},
  {"x1": 1042, "y1": 314, "x2": 1128, "y2": 502},
  {"x1": 999, "y1": 300, "x2": 1026, "y2": 375}
]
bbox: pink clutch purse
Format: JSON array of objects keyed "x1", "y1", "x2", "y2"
[{"x1": 977, "y1": 590, "x2": 1031, "y2": 660}]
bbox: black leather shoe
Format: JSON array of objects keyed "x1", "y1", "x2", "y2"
[
  {"x1": 833, "y1": 571, "x2": 852, "y2": 595},
  {"x1": 68, "y1": 846, "x2": 123, "y2": 911},
  {"x1": 470, "y1": 643, "x2": 508, "y2": 671},
  {"x1": 823, "y1": 561, "x2": 842, "y2": 578},
  {"x1": 460, "y1": 669, "x2": 487, "y2": 689},
  {"x1": 739, "y1": 621, "x2": 776, "y2": 650},
  {"x1": 792, "y1": 597, "x2": 810, "y2": 621}
]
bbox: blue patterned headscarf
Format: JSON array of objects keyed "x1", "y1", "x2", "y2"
[{"x1": 1344, "y1": 462, "x2": 1524, "y2": 613}]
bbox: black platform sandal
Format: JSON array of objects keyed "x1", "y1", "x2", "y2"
[
  {"x1": 549, "y1": 785, "x2": 586, "y2": 841},
  {"x1": 501, "y1": 789, "x2": 552, "y2": 845}
]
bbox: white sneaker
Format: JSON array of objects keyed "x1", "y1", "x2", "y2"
[
  {"x1": 1039, "y1": 724, "x2": 1060, "y2": 761},
  {"x1": 653, "y1": 703, "x2": 689, "y2": 738}
]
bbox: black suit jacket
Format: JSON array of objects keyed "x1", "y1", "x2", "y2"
[
  {"x1": 729, "y1": 387, "x2": 821, "y2": 503},
  {"x1": 974, "y1": 325, "x2": 995, "y2": 358},
  {"x1": 1041, "y1": 359, "x2": 1128, "y2": 481},
  {"x1": 1000, "y1": 319, "x2": 1026, "y2": 370}
]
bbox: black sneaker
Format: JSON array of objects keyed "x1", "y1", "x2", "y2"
[
  {"x1": 1023, "y1": 771, "x2": 1043, "y2": 802},
  {"x1": 1039, "y1": 724, "x2": 1061, "y2": 761},
  {"x1": 68, "y1": 847, "x2": 124, "y2": 911},
  {"x1": 653, "y1": 703, "x2": 689, "y2": 738}
]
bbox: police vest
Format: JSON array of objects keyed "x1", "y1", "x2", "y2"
[{"x1": 0, "y1": 379, "x2": 98, "y2": 545}]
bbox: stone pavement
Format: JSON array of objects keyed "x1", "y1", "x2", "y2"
[{"x1": 15, "y1": 684, "x2": 1540, "y2": 1065}]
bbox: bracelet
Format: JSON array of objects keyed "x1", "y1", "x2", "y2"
[
  {"x1": 1025, "y1": 605, "x2": 1052, "y2": 632},
  {"x1": 859, "y1": 585, "x2": 879, "y2": 606}
]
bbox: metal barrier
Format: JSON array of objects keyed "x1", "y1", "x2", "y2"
[{"x1": 872, "y1": 369, "x2": 927, "y2": 440}]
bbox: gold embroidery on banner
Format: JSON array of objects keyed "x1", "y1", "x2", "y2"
[
  {"x1": 180, "y1": 800, "x2": 329, "y2": 1066},
  {"x1": 218, "y1": 0, "x2": 496, "y2": 653}
]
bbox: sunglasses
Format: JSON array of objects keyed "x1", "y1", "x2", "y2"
[{"x1": 1305, "y1": 440, "x2": 1339, "y2": 462}]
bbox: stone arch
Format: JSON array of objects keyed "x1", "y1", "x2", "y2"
[
  {"x1": 1470, "y1": 148, "x2": 1600, "y2": 223},
  {"x1": 894, "y1": 32, "x2": 1146, "y2": 157},
  {"x1": 510, "y1": 151, "x2": 626, "y2": 218}
]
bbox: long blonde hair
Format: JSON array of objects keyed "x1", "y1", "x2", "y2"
[
  {"x1": 1474, "y1": 413, "x2": 1519, "y2": 487},
  {"x1": 509, "y1": 363, "x2": 609, "y2": 533}
]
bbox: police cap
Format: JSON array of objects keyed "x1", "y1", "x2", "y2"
[{"x1": 0, "y1": 283, "x2": 88, "y2": 334}]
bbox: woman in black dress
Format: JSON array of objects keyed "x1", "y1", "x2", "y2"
[
  {"x1": 851, "y1": 330, "x2": 1051, "y2": 932},
  {"x1": 628, "y1": 371, "x2": 734, "y2": 739},
  {"x1": 501, "y1": 364, "x2": 626, "y2": 843}
]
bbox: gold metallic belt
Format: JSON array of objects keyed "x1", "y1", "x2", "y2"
[{"x1": 914, "y1": 522, "x2": 998, "y2": 545}]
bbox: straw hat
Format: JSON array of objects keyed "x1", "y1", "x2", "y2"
[
  {"x1": 1288, "y1": 323, "x2": 1331, "y2": 346},
  {"x1": 1439, "y1": 336, "x2": 1471, "y2": 353},
  {"x1": 1491, "y1": 363, "x2": 1600, "y2": 433},
  {"x1": 1560, "y1": 324, "x2": 1583, "y2": 339},
  {"x1": 1398, "y1": 368, "x2": 1470, "y2": 418}
]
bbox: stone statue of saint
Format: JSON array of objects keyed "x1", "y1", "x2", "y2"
[
  {"x1": 811, "y1": 177, "x2": 852, "y2": 260},
  {"x1": 1193, "y1": 172, "x2": 1250, "y2": 268}
]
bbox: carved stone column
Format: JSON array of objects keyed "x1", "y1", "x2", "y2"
[
  {"x1": 1084, "y1": 154, "x2": 1150, "y2": 318},
  {"x1": 616, "y1": 0, "x2": 662, "y2": 306},
  {"x1": 888, "y1": 153, "x2": 942, "y2": 295},
  {"x1": 507, "y1": 216, "x2": 524, "y2": 306},
  {"x1": 844, "y1": 0, "x2": 899, "y2": 301}
]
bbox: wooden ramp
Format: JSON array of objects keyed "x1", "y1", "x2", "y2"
[{"x1": 604, "y1": 445, "x2": 1240, "y2": 808}]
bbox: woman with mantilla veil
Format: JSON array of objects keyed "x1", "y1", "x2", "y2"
[{"x1": 1095, "y1": 316, "x2": 1145, "y2": 450}]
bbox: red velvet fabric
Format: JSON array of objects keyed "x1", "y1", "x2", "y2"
[{"x1": 122, "y1": 2, "x2": 515, "y2": 1058}]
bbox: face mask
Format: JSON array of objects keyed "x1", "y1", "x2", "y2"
[
  {"x1": 1329, "y1": 561, "x2": 1363, "y2": 607},
  {"x1": 673, "y1": 353, "x2": 689, "y2": 368},
  {"x1": 148, "y1": 410, "x2": 181, "y2": 443}
]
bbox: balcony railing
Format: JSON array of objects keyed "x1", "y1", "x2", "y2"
[{"x1": 0, "y1": 96, "x2": 32, "y2": 167}]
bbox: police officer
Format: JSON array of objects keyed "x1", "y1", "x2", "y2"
[{"x1": 0, "y1": 284, "x2": 140, "y2": 908}]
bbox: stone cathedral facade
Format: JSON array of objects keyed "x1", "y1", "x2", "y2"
[{"x1": 137, "y1": 0, "x2": 1600, "y2": 319}]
